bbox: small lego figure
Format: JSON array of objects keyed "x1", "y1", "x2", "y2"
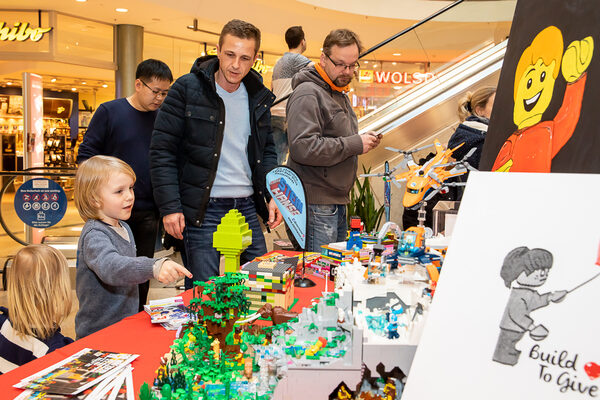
[
  {"x1": 243, "y1": 357, "x2": 253, "y2": 380},
  {"x1": 338, "y1": 385, "x2": 353, "y2": 399},
  {"x1": 493, "y1": 246, "x2": 567, "y2": 366},
  {"x1": 347, "y1": 216, "x2": 364, "y2": 251},
  {"x1": 386, "y1": 307, "x2": 403, "y2": 340},
  {"x1": 366, "y1": 244, "x2": 387, "y2": 284},
  {"x1": 211, "y1": 338, "x2": 221, "y2": 361},
  {"x1": 383, "y1": 378, "x2": 397, "y2": 400}
]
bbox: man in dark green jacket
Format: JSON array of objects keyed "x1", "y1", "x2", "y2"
[
  {"x1": 286, "y1": 29, "x2": 381, "y2": 252},
  {"x1": 150, "y1": 20, "x2": 282, "y2": 288}
]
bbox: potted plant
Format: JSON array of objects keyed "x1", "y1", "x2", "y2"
[{"x1": 347, "y1": 166, "x2": 385, "y2": 233}]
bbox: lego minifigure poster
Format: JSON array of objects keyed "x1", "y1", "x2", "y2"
[
  {"x1": 479, "y1": 0, "x2": 600, "y2": 173},
  {"x1": 403, "y1": 172, "x2": 600, "y2": 400}
]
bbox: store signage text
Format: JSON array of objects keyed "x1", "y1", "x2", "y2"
[
  {"x1": 359, "y1": 70, "x2": 435, "y2": 85},
  {"x1": 0, "y1": 22, "x2": 52, "y2": 42},
  {"x1": 252, "y1": 59, "x2": 272, "y2": 75}
]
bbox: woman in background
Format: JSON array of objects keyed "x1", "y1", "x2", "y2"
[{"x1": 448, "y1": 86, "x2": 496, "y2": 168}]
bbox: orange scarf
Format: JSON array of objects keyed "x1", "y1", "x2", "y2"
[{"x1": 315, "y1": 63, "x2": 350, "y2": 93}]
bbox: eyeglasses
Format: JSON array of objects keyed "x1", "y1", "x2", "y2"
[
  {"x1": 140, "y1": 80, "x2": 169, "y2": 98},
  {"x1": 324, "y1": 53, "x2": 360, "y2": 72}
]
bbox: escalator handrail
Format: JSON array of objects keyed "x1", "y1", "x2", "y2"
[
  {"x1": 270, "y1": 0, "x2": 465, "y2": 108},
  {"x1": 359, "y1": 0, "x2": 465, "y2": 59}
]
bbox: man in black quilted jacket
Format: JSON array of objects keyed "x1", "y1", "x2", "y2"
[{"x1": 150, "y1": 19, "x2": 282, "y2": 288}]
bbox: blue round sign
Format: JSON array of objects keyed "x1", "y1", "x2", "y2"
[{"x1": 14, "y1": 178, "x2": 68, "y2": 228}]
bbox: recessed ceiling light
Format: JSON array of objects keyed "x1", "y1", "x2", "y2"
[
  {"x1": 6, "y1": 81, "x2": 12, "y2": 85},
  {"x1": 392, "y1": 53, "x2": 402, "y2": 56},
  {"x1": 373, "y1": 64, "x2": 378, "y2": 68},
  {"x1": 102, "y1": 83, "x2": 108, "y2": 88},
  {"x1": 81, "y1": 81, "x2": 87, "y2": 85},
  {"x1": 364, "y1": 61, "x2": 369, "y2": 64},
  {"x1": 392, "y1": 62, "x2": 397, "y2": 66},
  {"x1": 116, "y1": 8, "x2": 128, "y2": 12},
  {"x1": 76, "y1": 0, "x2": 87, "y2": 2},
  {"x1": 50, "y1": 77, "x2": 57, "y2": 82},
  {"x1": 71, "y1": 87, "x2": 77, "y2": 91}
]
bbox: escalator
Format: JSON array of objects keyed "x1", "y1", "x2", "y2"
[{"x1": 350, "y1": 0, "x2": 516, "y2": 223}]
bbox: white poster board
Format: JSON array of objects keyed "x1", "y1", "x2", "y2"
[{"x1": 403, "y1": 171, "x2": 600, "y2": 400}]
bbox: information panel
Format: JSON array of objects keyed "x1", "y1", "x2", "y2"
[{"x1": 14, "y1": 178, "x2": 67, "y2": 228}]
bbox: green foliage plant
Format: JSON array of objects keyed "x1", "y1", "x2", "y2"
[{"x1": 347, "y1": 166, "x2": 385, "y2": 233}]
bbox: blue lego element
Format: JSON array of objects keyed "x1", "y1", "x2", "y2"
[
  {"x1": 386, "y1": 307, "x2": 404, "y2": 340},
  {"x1": 346, "y1": 230, "x2": 363, "y2": 251},
  {"x1": 395, "y1": 230, "x2": 442, "y2": 266}
]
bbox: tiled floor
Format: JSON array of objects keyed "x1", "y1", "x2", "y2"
[{"x1": 0, "y1": 191, "x2": 291, "y2": 340}]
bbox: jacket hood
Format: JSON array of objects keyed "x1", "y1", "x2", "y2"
[
  {"x1": 189, "y1": 55, "x2": 271, "y2": 99},
  {"x1": 190, "y1": 55, "x2": 218, "y2": 81},
  {"x1": 291, "y1": 65, "x2": 330, "y2": 92}
]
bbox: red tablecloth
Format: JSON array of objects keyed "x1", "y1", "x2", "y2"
[{"x1": 0, "y1": 254, "x2": 325, "y2": 397}]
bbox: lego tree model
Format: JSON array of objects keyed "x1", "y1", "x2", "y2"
[{"x1": 213, "y1": 209, "x2": 252, "y2": 273}]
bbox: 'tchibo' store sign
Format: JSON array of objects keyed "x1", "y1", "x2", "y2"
[
  {"x1": 359, "y1": 69, "x2": 435, "y2": 85},
  {"x1": 0, "y1": 21, "x2": 52, "y2": 42}
]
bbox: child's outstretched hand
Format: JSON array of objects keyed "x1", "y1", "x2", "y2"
[
  {"x1": 157, "y1": 260, "x2": 192, "y2": 284},
  {"x1": 550, "y1": 290, "x2": 567, "y2": 303}
]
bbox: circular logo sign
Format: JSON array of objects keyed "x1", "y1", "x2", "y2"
[{"x1": 14, "y1": 178, "x2": 68, "y2": 228}]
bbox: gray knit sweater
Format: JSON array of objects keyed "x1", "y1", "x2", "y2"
[{"x1": 75, "y1": 219, "x2": 155, "y2": 339}]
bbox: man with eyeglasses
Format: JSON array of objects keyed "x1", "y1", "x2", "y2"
[
  {"x1": 77, "y1": 58, "x2": 173, "y2": 311},
  {"x1": 286, "y1": 29, "x2": 381, "y2": 252}
]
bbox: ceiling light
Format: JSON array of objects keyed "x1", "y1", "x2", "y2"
[
  {"x1": 392, "y1": 62, "x2": 397, "y2": 66},
  {"x1": 102, "y1": 83, "x2": 108, "y2": 88},
  {"x1": 6, "y1": 81, "x2": 12, "y2": 85},
  {"x1": 71, "y1": 87, "x2": 77, "y2": 91},
  {"x1": 115, "y1": 8, "x2": 128, "y2": 13},
  {"x1": 76, "y1": 0, "x2": 87, "y2": 2},
  {"x1": 393, "y1": 53, "x2": 402, "y2": 56},
  {"x1": 50, "y1": 77, "x2": 57, "y2": 82},
  {"x1": 81, "y1": 81, "x2": 87, "y2": 85},
  {"x1": 373, "y1": 64, "x2": 378, "y2": 68},
  {"x1": 364, "y1": 61, "x2": 368, "y2": 64}
]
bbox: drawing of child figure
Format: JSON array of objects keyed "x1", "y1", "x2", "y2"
[{"x1": 493, "y1": 246, "x2": 567, "y2": 366}]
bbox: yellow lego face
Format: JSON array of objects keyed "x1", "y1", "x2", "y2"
[{"x1": 514, "y1": 59, "x2": 557, "y2": 129}]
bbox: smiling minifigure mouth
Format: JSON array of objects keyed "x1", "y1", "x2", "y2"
[{"x1": 523, "y1": 90, "x2": 542, "y2": 112}]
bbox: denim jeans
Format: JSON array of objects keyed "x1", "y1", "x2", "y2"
[
  {"x1": 125, "y1": 208, "x2": 159, "y2": 311},
  {"x1": 271, "y1": 115, "x2": 288, "y2": 165},
  {"x1": 182, "y1": 197, "x2": 267, "y2": 289},
  {"x1": 306, "y1": 204, "x2": 347, "y2": 252}
]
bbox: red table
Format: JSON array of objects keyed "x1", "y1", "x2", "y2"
[{"x1": 0, "y1": 260, "x2": 326, "y2": 397}]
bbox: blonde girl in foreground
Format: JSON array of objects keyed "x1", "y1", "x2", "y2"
[{"x1": 0, "y1": 245, "x2": 74, "y2": 373}]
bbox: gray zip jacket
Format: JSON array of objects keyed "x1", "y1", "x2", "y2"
[{"x1": 286, "y1": 65, "x2": 363, "y2": 204}]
